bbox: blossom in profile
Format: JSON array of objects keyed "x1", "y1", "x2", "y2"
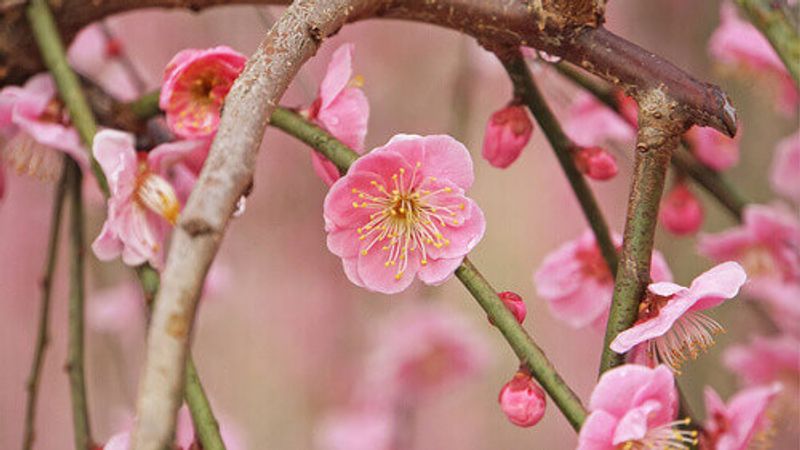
[
  {"x1": 577, "y1": 364, "x2": 697, "y2": 450},
  {"x1": 660, "y1": 183, "x2": 704, "y2": 235},
  {"x1": 685, "y1": 125, "x2": 740, "y2": 171},
  {"x1": 534, "y1": 230, "x2": 672, "y2": 329},
  {"x1": 481, "y1": 104, "x2": 533, "y2": 169},
  {"x1": 724, "y1": 335, "x2": 800, "y2": 389},
  {"x1": 306, "y1": 44, "x2": 370, "y2": 185},
  {"x1": 91, "y1": 129, "x2": 198, "y2": 269},
  {"x1": 498, "y1": 370, "x2": 546, "y2": 427},
  {"x1": 159, "y1": 46, "x2": 247, "y2": 139},
  {"x1": 573, "y1": 146, "x2": 618, "y2": 181},
  {"x1": 563, "y1": 92, "x2": 636, "y2": 148},
  {"x1": 770, "y1": 130, "x2": 800, "y2": 203},
  {"x1": 0, "y1": 73, "x2": 87, "y2": 181},
  {"x1": 700, "y1": 384, "x2": 781, "y2": 450},
  {"x1": 610, "y1": 262, "x2": 747, "y2": 371},
  {"x1": 323, "y1": 134, "x2": 485, "y2": 294}
]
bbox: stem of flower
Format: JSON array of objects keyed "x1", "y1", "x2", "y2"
[
  {"x1": 500, "y1": 52, "x2": 619, "y2": 276},
  {"x1": 736, "y1": 0, "x2": 800, "y2": 87},
  {"x1": 65, "y1": 159, "x2": 94, "y2": 450},
  {"x1": 22, "y1": 165, "x2": 69, "y2": 450},
  {"x1": 185, "y1": 357, "x2": 225, "y2": 450}
]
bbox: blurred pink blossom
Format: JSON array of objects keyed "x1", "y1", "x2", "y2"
[
  {"x1": 724, "y1": 335, "x2": 800, "y2": 389},
  {"x1": 533, "y1": 230, "x2": 672, "y2": 329},
  {"x1": 770, "y1": 130, "x2": 800, "y2": 203},
  {"x1": 496, "y1": 291, "x2": 526, "y2": 325},
  {"x1": 315, "y1": 407, "x2": 395, "y2": 450},
  {"x1": 87, "y1": 283, "x2": 144, "y2": 334},
  {"x1": 497, "y1": 370, "x2": 546, "y2": 428},
  {"x1": 563, "y1": 92, "x2": 636, "y2": 148},
  {"x1": 573, "y1": 146, "x2": 618, "y2": 181},
  {"x1": 323, "y1": 134, "x2": 485, "y2": 294},
  {"x1": 159, "y1": 46, "x2": 246, "y2": 139},
  {"x1": 481, "y1": 104, "x2": 533, "y2": 169},
  {"x1": 659, "y1": 183, "x2": 704, "y2": 236},
  {"x1": 701, "y1": 383, "x2": 781, "y2": 450},
  {"x1": 0, "y1": 73, "x2": 87, "y2": 181},
  {"x1": 685, "y1": 125, "x2": 740, "y2": 171},
  {"x1": 611, "y1": 262, "x2": 747, "y2": 371},
  {"x1": 307, "y1": 44, "x2": 370, "y2": 185},
  {"x1": 576, "y1": 364, "x2": 694, "y2": 450},
  {"x1": 68, "y1": 24, "x2": 141, "y2": 101}
]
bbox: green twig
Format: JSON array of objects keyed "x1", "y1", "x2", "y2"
[
  {"x1": 185, "y1": 357, "x2": 225, "y2": 450},
  {"x1": 736, "y1": 0, "x2": 800, "y2": 87},
  {"x1": 22, "y1": 165, "x2": 69, "y2": 450}
]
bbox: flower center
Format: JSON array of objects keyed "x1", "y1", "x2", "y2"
[
  {"x1": 576, "y1": 245, "x2": 613, "y2": 283},
  {"x1": 135, "y1": 162, "x2": 180, "y2": 225},
  {"x1": 351, "y1": 162, "x2": 465, "y2": 281},
  {"x1": 616, "y1": 418, "x2": 698, "y2": 450}
]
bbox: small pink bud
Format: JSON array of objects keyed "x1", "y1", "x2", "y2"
[
  {"x1": 660, "y1": 183, "x2": 704, "y2": 235},
  {"x1": 498, "y1": 371, "x2": 546, "y2": 428},
  {"x1": 497, "y1": 291, "x2": 526, "y2": 324},
  {"x1": 481, "y1": 104, "x2": 533, "y2": 169},
  {"x1": 574, "y1": 146, "x2": 618, "y2": 180},
  {"x1": 615, "y1": 91, "x2": 639, "y2": 127}
]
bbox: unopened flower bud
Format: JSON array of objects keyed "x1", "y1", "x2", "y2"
[
  {"x1": 574, "y1": 146, "x2": 618, "y2": 181},
  {"x1": 482, "y1": 105, "x2": 533, "y2": 169},
  {"x1": 492, "y1": 291, "x2": 526, "y2": 325},
  {"x1": 498, "y1": 371, "x2": 546, "y2": 427},
  {"x1": 660, "y1": 183, "x2": 704, "y2": 235}
]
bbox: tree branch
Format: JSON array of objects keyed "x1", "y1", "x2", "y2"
[
  {"x1": 22, "y1": 165, "x2": 69, "y2": 450},
  {"x1": 736, "y1": 0, "x2": 800, "y2": 87}
]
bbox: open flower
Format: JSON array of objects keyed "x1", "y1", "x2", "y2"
[
  {"x1": 770, "y1": 130, "x2": 800, "y2": 203},
  {"x1": 481, "y1": 103, "x2": 533, "y2": 169},
  {"x1": 68, "y1": 23, "x2": 141, "y2": 101},
  {"x1": 91, "y1": 129, "x2": 198, "y2": 269},
  {"x1": 701, "y1": 384, "x2": 781, "y2": 450},
  {"x1": 685, "y1": 125, "x2": 740, "y2": 171},
  {"x1": 724, "y1": 335, "x2": 800, "y2": 390},
  {"x1": 610, "y1": 262, "x2": 747, "y2": 371},
  {"x1": 0, "y1": 73, "x2": 87, "y2": 180},
  {"x1": 323, "y1": 134, "x2": 485, "y2": 294},
  {"x1": 306, "y1": 44, "x2": 370, "y2": 186},
  {"x1": 159, "y1": 46, "x2": 246, "y2": 139},
  {"x1": 534, "y1": 230, "x2": 672, "y2": 329},
  {"x1": 577, "y1": 364, "x2": 697, "y2": 450}
]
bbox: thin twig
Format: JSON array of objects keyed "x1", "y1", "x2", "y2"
[
  {"x1": 185, "y1": 357, "x2": 225, "y2": 450},
  {"x1": 65, "y1": 159, "x2": 94, "y2": 450},
  {"x1": 22, "y1": 165, "x2": 69, "y2": 450},
  {"x1": 736, "y1": 0, "x2": 800, "y2": 87}
]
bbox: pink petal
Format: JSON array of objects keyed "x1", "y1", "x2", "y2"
[
  {"x1": 356, "y1": 245, "x2": 420, "y2": 294},
  {"x1": 770, "y1": 130, "x2": 800, "y2": 202},
  {"x1": 311, "y1": 152, "x2": 343, "y2": 186},
  {"x1": 347, "y1": 148, "x2": 412, "y2": 186},
  {"x1": 319, "y1": 44, "x2": 355, "y2": 111},
  {"x1": 647, "y1": 281, "x2": 686, "y2": 298},
  {"x1": 92, "y1": 129, "x2": 137, "y2": 196},
  {"x1": 317, "y1": 87, "x2": 369, "y2": 152},
  {"x1": 326, "y1": 226, "x2": 361, "y2": 259},
  {"x1": 147, "y1": 138, "x2": 209, "y2": 174},
  {"x1": 323, "y1": 171, "x2": 384, "y2": 229},
  {"x1": 416, "y1": 256, "x2": 464, "y2": 285},
  {"x1": 91, "y1": 219, "x2": 123, "y2": 261},
  {"x1": 610, "y1": 294, "x2": 698, "y2": 353},
  {"x1": 687, "y1": 261, "x2": 747, "y2": 311},
  {"x1": 577, "y1": 410, "x2": 618, "y2": 450},
  {"x1": 611, "y1": 400, "x2": 660, "y2": 444},
  {"x1": 589, "y1": 364, "x2": 663, "y2": 416}
]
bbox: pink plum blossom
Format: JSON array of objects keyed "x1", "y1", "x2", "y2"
[
  {"x1": 497, "y1": 370, "x2": 546, "y2": 428},
  {"x1": 709, "y1": 3, "x2": 799, "y2": 116},
  {"x1": 103, "y1": 431, "x2": 129, "y2": 450},
  {"x1": 323, "y1": 134, "x2": 485, "y2": 294},
  {"x1": 68, "y1": 23, "x2": 141, "y2": 101},
  {"x1": 685, "y1": 125, "x2": 740, "y2": 171},
  {"x1": 315, "y1": 407, "x2": 394, "y2": 450},
  {"x1": 573, "y1": 146, "x2": 618, "y2": 181},
  {"x1": 701, "y1": 384, "x2": 781, "y2": 450},
  {"x1": 159, "y1": 46, "x2": 246, "y2": 139},
  {"x1": 87, "y1": 283, "x2": 144, "y2": 334},
  {"x1": 770, "y1": 130, "x2": 800, "y2": 203},
  {"x1": 497, "y1": 291, "x2": 527, "y2": 325},
  {"x1": 307, "y1": 44, "x2": 370, "y2": 185},
  {"x1": 533, "y1": 230, "x2": 672, "y2": 329},
  {"x1": 481, "y1": 104, "x2": 533, "y2": 168},
  {"x1": 660, "y1": 183, "x2": 704, "y2": 235},
  {"x1": 564, "y1": 92, "x2": 636, "y2": 148},
  {"x1": 724, "y1": 335, "x2": 800, "y2": 389},
  {"x1": 577, "y1": 364, "x2": 696, "y2": 450},
  {"x1": 0, "y1": 73, "x2": 87, "y2": 181},
  {"x1": 91, "y1": 129, "x2": 199, "y2": 269},
  {"x1": 610, "y1": 262, "x2": 747, "y2": 371}
]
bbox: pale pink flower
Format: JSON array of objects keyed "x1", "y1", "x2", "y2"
[
  {"x1": 497, "y1": 370, "x2": 546, "y2": 428},
  {"x1": 611, "y1": 262, "x2": 747, "y2": 371},
  {"x1": 87, "y1": 283, "x2": 144, "y2": 334},
  {"x1": 564, "y1": 92, "x2": 636, "y2": 148},
  {"x1": 159, "y1": 46, "x2": 246, "y2": 139},
  {"x1": 103, "y1": 431, "x2": 130, "y2": 450},
  {"x1": 724, "y1": 335, "x2": 800, "y2": 389},
  {"x1": 770, "y1": 130, "x2": 800, "y2": 203},
  {"x1": 91, "y1": 129, "x2": 197, "y2": 269},
  {"x1": 573, "y1": 146, "x2": 618, "y2": 181},
  {"x1": 701, "y1": 384, "x2": 781, "y2": 450},
  {"x1": 315, "y1": 407, "x2": 394, "y2": 450},
  {"x1": 323, "y1": 134, "x2": 485, "y2": 294},
  {"x1": 0, "y1": 73, "x2": 87, "y2": 181},
  {"x1": 660, "y1": 183, "x2": 704, "y2": 235},
  {"x1": 481, "y1": 104, "x2": 533, "y2": 168},
  {"x1": 307, "y1": 44, "x2": 370, "y2": 186},
  {"x1": 533, "y1": 230, "x2": 672, "y2": 329},
  {"x1": 685, "y1": 125, "x2": 740, "y2": 171},
  {"x1": 496, "y1": 291, "x2": 526, "y2": 325},
  {"x1": 68, "y1": 24, "x2": 141, "y2": 101},
  {"x1": 577, "y1": 364, "x2": 695, "y2": 450},
  {"x1": 709, "y1": 2, "x2": 799, "y2": 116}
]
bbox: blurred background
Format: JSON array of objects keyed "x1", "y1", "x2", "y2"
[{"x1": 0, "y1": 0, "x2": 797, "y2": 448}]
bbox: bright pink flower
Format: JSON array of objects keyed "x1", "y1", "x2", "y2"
[
  {"x1": 611, "y1": 262, "x2": 747, "y2": 371},
  {"x1": 564, "y1": 92, "x2": 636, "y2": 147},
  {"x1": 701, "y1": 384, "x2": 781, "y2": 450},
  {"x1": 91, "y1": 129, "x2": 197, "y2": 269},
  {"x1": 315, "y1": 407, "x2": 394, "y2": 450},
  {"x1": 685, "y1": 125, "x2": 740, "y2": 171},
  {"x1": 534, "y1": 230, "x2": 672, "y2": 329},
  {"x1": 496, "y1": 291, "x2": 526, "y2": 325},
  {"x1": 481, "y1": 104, "x2": 533, "y2": 168},
  {"x1": 660, "y1": 183, "x2": 704, "y2": 235},
  {"x1": 307, "y1": 44, "x2": 370, "y2": 186},
  {"x1": 709, "y1": 3, "x2": 799, "y2": 116},
  {"x1": 770, "y1": 130, "x2": 800, "y2": 203},
  {"x1": 159, "y1": 46, "x2": 246, "y2": 139},
  {"x1": 498, "y1": 370, "x2": 546, "y2": 427},
  {"x1": 323, "y1": 134, "x2": 485, "y2": 294},
  {"x1": 724, "y1": 335, "x2": 800, "y2": 388},
  {"x1": 577, "y1": 364, "x2": 695, "y2": 450},
  {"x1": 573, "y1": 146, "x2": 618, "y2": 181},
  {"x1": 0, "y1": 73, "x2": 87, "y2": 180}
]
